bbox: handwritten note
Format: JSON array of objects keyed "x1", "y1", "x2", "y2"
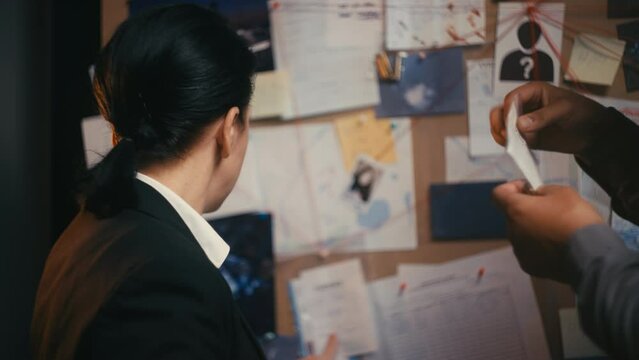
[
  {"x1": 334, "y1": 111, "x2": 397, "y2": 171},
  {"x1": 386, "y1": 0, "x2": 486, "y2": 50},
  {"x1": 326, "y1": 0, "x2": 383, "y2": 48}
]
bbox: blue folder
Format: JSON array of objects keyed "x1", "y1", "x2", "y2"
[{"x1": 430, "y1": 181, "x2": 508, "y2": 240}]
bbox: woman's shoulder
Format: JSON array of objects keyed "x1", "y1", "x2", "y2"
[{"x1": 46, "y1": 208, "x2": 228, "y2": 299}]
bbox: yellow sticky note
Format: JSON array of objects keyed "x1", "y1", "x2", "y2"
[
  {"x1": 566, "y1": 33, "x2": 625, "y2": 86},
  {"x1": 334, "y1": 111, "x2": 397, "y2": 171}
]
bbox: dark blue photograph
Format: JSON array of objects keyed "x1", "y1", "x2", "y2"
[
  {"x1": 208, "y1": 212, "x2": 275, "y2": 338},
  {"x1": 130, "y1": 0, "x2": 275, "y2": 72},
  {"x1": 376, "y1": 48, "x2": 467, "y2": 118}
]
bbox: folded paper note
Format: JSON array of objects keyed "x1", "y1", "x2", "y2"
[{"x1": 506, "y1": 97, "x2": 543, "y2": 190}]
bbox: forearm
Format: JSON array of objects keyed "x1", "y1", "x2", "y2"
[
  {"x1": 576, "y1": 108, "x2": 639, "y2": 224},
  {"x1": 566, "y1": 224, "x2": 639, "y2": 360}
]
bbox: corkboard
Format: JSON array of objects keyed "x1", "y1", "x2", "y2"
[{"x1": 101, "y1": 1, "x2": 639, "y2": 358}]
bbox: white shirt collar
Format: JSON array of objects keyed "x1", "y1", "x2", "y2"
[{"x1": 135, "y1": 172, "x2": 229, "y2": 268}]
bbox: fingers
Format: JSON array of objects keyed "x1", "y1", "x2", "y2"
[
  {"x1": 490, "y1": 106, "x2": 506, "y2": 146},
  {"x1": 517, "y1": 98, "x2": 572, "y2": 134},
  {"x1": 534, "y1": 184, "x2": 573, "y2": 197},
  {"x1": 319, "y1": 334, "x2": 339, "y2": 360},
  {"x1": 493, "y1": 180, "x2": 528, "y2": 208},
  {"x1": 503, "y1": 82, "x2": 547, "y2": 116}
]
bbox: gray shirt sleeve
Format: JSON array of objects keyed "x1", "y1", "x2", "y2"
[{"x1": 567, "y1": 224, "x2": 639, "y2": 360}]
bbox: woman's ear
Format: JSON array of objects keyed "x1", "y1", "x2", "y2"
[{"x1": 216, "y1": 106, "x2": 241, "y2": 158}]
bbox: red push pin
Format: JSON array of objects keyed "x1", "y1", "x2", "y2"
[
  {"x1": 398, "y1": 282, "x2": 407, "y2": 296},
  {"x1": 476, "y1": 267, "x2": 486, "y2": 283}
]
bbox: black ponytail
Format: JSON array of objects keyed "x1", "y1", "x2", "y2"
[
  {"x1": 81, "y1": 139, "x2": 136, "y2": 218},
  {"x1": 81, "y1": 4, "x2": 256, "y2": 218}
]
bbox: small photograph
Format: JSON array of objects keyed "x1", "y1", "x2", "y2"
[
  {"x1": 376, "y1": 48, "x2": 467, "y2": 117},
  {"x1": 493, "y1": 3, "x2": 565, "y2": 97},
  {"x1": 499, "y1": 20, "x2": 554, "y2": 82},
  {"x1": 129, "y1": 0, "x2": 275, "y2": 72},
  {"x1": 346, "y1": 157, "x2": 384, "y2": 204},
  {"x1": 208, "y1": 212, "x2": 275, "y2": 338}
]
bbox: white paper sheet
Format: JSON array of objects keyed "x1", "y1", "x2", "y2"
[
  {"x1": 214, "y1": 116, "x2": 417, "y2": 257},
  {"x1": 250, "y1": 71, "x2": 294, "y2": 120},
  {"x1": 566, "y1": 33, "x2": 625, "y2": 86},
  {"x1": 493, "y1": 3, "x2": 565, "y2": 98},
  {"x1": 506, "y1": 98, "x2": 544, "y2": 190},
  {"x1": 325, "y1": 0, "x2": 383, "y2": 48},
  {"x1": 365, "y1": 276, "x2": 400, "y2": 360},
  {"x1": 466, "y1": 59, "x2": 503, "y2": 157},
  {"x1": 386, "y1": 0, "x2": 486, "y2": 50},
  {"x1": 81, "y1": 115, "x2": 113, "y2": 169},
  {"x1": 396, "y1": 247, "x2": 551, "y2": 360},
  {"x1": 291, "y1": 259, "x2": 379, "y2": 359},
  {"x1": 270, "y1": 0, "x2": 380, "y2": 118},
  {"x1": 445, "y1": 136, "x2": 521, "y2": 183}
]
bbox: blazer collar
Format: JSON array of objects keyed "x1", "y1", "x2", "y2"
[
  {"x1": 131, "y1": 177, "x2": 229, "y2": 268},
  {"x1": 131, "y1": 179, "x2": 196, "y2": 242}
]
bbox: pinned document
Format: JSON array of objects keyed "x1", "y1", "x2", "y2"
[
  {"x1": 81, "y1": 115, "x2": 113, "y2": 169},
  {"x1": 395, "y1": 248, "x2": 551, "y2": 360},
  {"x1": 334, "y1": 111, "x2": 397, "y2": 171},
  {"x1": 290, "y1": 259, "x2": 379, "y2": 359},
  {"x1": 251, "y1": 71, "x2": 294, "y2": 120},
  {"x1": 466, "y1": 59, "x2": 503, "y2": 157},
  {"x1": 566, "y1": 34, "x2": 625, "y2": 86},
  {"x1": 506, "y1": 97, "x2": 543, "y2": 190},
  {"x1": 493, "y1": 3, "x2": 565, "y2": 97},
  {"x1": 385, "y1": 0, "x2": 486, "y2": 50}
]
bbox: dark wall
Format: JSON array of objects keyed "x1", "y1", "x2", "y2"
[
  {"x1": 0, "y1": 0, "x2": 52, "y2": 358},
  {"x1": 0, "y1": 0, "x2": 99, "y2": 357},
  {"x1": 51, "y1": 0, "x2": 101, "y2": 239}
]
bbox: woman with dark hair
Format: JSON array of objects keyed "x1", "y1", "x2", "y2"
[{"x1": 31, "y1": 5, "x2": 336, "y2": 359}]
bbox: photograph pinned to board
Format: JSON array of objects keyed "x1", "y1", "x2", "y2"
[
  {"x1": 376, "y1": 48, "x2": 467, "y2": 117},
  {"x1": 385, "y1": 0, "x2": 486, "y2": 50},
  {"x1": 565, "y1": 33, "x2": 625, "y2": 86},
  {"x1": 493, "y1": 2, "x2": 565, "y2": 98},
  {"x1": 207, "y1": 212, "x2": 275, "y2": 339},
  {"x1": 617, "y1": 20, "x2": 639, "y2": 92},
  {"x1": 129, "y1": 0, "x2": 275, "y2": 72}
]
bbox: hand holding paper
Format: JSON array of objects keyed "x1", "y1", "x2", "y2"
[
  {"x1": 506, "y1": 96, "x2": 543, "y2": 190},
  {"x1": 490, "y1": 83, "x2": 609, "y2": 155}
]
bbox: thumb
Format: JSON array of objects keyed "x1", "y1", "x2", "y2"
[
  {"x1": 534, "y1": 184, "x2": 572, "y2": 197},
  {"x1": 517, "y1": 99, "x2": 572, "y2": 134},
  {"x1": 319, "y1": 335, "x2": 339, "y2": 360},
  {"x1": 493, "y1": 180, "x2": 528, "y2": 209}
]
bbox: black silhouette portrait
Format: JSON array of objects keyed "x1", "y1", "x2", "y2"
[
  {"x1": 349, "y1": 159, "x2": 382, "y2": 203},
  {"x1": 500, "y1": 20, "x2": 554, "y2": 82}
]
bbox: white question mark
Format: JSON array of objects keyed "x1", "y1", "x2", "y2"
[{"x1": 520, "y1": 56, "x2": 534, "y2": 80}]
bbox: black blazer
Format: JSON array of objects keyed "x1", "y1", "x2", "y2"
[{"x1": 31, "y1": 180, "x2": 266, "y2": 360}]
